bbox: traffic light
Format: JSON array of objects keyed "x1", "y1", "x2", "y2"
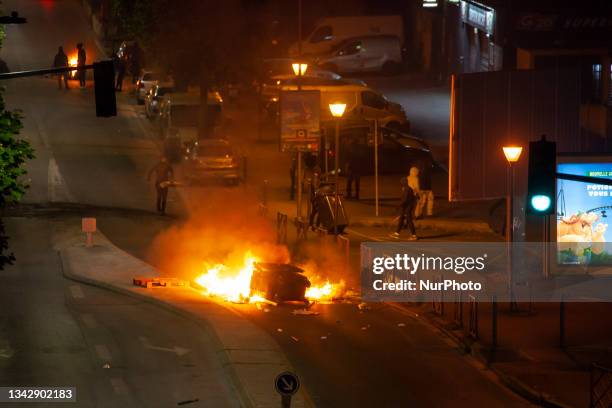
[
  {"x1": 526, "y1": 136, "x2": 556, "y2": 215},
  {"x1": 93, "y1": 60, "x2": 116, "y2": 117}
]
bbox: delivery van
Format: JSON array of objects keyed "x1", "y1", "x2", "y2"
[
  {"x1": 315, "y1": 35, "x2": 402, "y2": 75},
  {"x1": 279, "y1": 80, "x2": 409, "y2": 130},
  {"x1": 289, "y1": 15, "x2": 403, "y2": 57}
]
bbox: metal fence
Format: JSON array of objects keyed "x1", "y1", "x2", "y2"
[{"x1": 591, "y1": 364, "x2": 612, "y2": 408}]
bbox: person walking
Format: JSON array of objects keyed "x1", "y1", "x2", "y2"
[
  {"x1": 345, "y1": 139, "x2": 362, "y2": 200},
  {"x1": 114, "y1": 53, "x2": 126, "y2": 91},
  {"x1": 407, "y1": 166, "x2": 423, "y2": 218},
  {"x1": 76, "y1": 43, "x2": 86, "y2": 88},
  {"x1": 390, "y1": 177, "x2": 417, "y2": 240},
  {"x1": 147, "y1": 157, "x2": 174, "y2": 215},
  {"x1": 53, "y1": 46, "x2": 69, "y2": 90},
  {"x1": 415, "y1": 158, "x2": 434, "y2": 218}
]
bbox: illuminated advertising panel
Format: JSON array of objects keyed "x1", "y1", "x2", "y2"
[{"x1": 556, "y1": 161, "x2": 612, "y2": 266}]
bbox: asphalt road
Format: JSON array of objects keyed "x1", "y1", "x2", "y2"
[
  {"x1": 0, "y1": 1, "x2": 525, "y2": 407},
  {"x1": 0, "y1": 216, "x2": 238, "y2": 408}
]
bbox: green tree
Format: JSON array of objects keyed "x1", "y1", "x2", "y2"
[{"x1": 0, "y1": 26, "x2": 35, "y2": 268}]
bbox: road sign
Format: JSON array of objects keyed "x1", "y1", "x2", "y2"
[
  {"x1": 274, "y1": 371, "x2": 300, "y2": 397},
  {"x1": 279, "y1": 90, "x2": 321, "y2": 153}
]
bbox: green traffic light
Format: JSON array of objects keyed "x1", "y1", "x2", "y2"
[{"x1": 531, "y1": 195, "x2": 551, "y2": 212}]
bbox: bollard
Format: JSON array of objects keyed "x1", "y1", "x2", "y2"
[
  {"x1": 490, "y1": 295, "x2": 498, "y2": 362},
  {"x1": 560, "y1": 295, "x2": 566, "y2": 349},
  {"x1": 82, "y1": 218, "x2": 96, "y2": 247},
  {"x1": 468, "y1": 295, "x2": 478, "y2": 340},
  {"x1": 454, "y1": 292, "x2": 463, "y2": 327},
  {"x1": 336, "y1": 234, "x2": 350, "y2": 273}
]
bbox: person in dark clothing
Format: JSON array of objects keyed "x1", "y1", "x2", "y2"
[
  {"x1": 345, "y1": 139, "x2": 362, "y2": 199},
  {"x1": 114, "y1": 53, "x2": 126, "y2": 91},
  {"x1": 128, "y1": 42, "x2": 143, "y2": 84},
  {"x1": 391, "y1": 178, "x2": 417, "y2": 240},
  {"x1": 53, "y1": 46, "x2": 69, "y2": 89},
  {"x1": 76, "y1": 43, "x2": 86, "y2": 88},
  {"x1": 147, "y1": 157, "x2": 174, "y2": 215}
]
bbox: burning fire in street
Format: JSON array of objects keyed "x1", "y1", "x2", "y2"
[
  {"x1": 69, "y1": 56, "x2": 78, "y2": 78},
  {"x1": 194, "y1": 251, "x2": 345, "y2": 304}
]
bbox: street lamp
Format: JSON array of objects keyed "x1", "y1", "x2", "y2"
[
  {"x1": 329, "y1": 102, "x2": 346, "y2": 235},
  {"x1": 502, "y1": 145, "x2": 522, "y2": 308},
  {"x1": 292, "y1": 62, "x2": 308, "y2": 220},
  {"x1": 292, "y1": 63, "x2": 308, "y2": 77}
]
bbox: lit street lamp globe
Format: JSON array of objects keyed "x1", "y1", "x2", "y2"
[
  {"x1": 502, "y1": 146, "x2": 523, "y2": 163},
  {"x1": 329, "y1": 102, "x2": 346, "y2": 118},
  {"x1": 292, "y1": 63, "x2": 308, "y2": 77}
]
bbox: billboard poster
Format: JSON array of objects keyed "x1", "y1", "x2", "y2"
[
  {"x1": 279, "y1": 90, "x2": 321, "y2": 153},
  {"x1": 556, "y1": 161, "x2": 612, "y2": 266}
]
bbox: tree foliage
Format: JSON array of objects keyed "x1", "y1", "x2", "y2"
[{"x1": 0, "y1": 24, "x2": 35, "y2": 269}]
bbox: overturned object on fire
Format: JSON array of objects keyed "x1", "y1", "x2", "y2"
[{"x1": 250, "y1": 262, "x2": 311, "y2": 302}]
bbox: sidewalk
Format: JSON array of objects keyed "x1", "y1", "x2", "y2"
[
  {"x1": 392, "y1": 300, "x2": 612, "y2": 408},
  {"x1": 53, "y1": 218, "x2": 312, "y2": 408}
]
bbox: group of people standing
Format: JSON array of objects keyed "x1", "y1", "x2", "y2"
[{"x1": 53, "y1": 43, "x2": 86, "y2": 90}]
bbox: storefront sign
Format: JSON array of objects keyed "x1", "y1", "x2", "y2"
[{"x1": 461, "y1": 1, "x2": 495, "y2": 35}]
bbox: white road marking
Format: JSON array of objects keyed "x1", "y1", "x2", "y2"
[
  {"x1": 69, "y1": 285, "x2": 84, "y2": 299},
  {"x1": 80, "y1": 313, "x2": 97, "y2": 329},
  {"x1": 47, "y1": 157, "x2": 73, "y2": 202},
  {"x1": 110, "y1": 377, "x2": 128, "y2": 395},
  {"x1": 138, "y1": 336, "x2": 190, "y2": 356},
  {"x1": 94, "y1": 344, "x2": 112, "y2": 361}
]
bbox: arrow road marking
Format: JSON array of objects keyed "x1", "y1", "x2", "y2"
[{"x1": 138, "y1": 336, "x2": 190, "y2": 356}]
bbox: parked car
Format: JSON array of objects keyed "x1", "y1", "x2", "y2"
[
  {"x1": 135, "y1": 71, "x2": 160, "y2": 104},
  {"x1": 144, "y1": 83, "x2": 175, "y2": 119},
  {"x1": 182, "y1": 139, "x2": 241, "y2": 185},
  {"x1": 288, "y1": 15, "x2": 403, "y2": 56},
  {"x1": 316, "y1": 35, "x2": 403, "y2": 75},
  {"x1": 324, "y1": 125, "x2": 433, "y2": 176}
]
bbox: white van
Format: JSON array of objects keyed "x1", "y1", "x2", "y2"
[
  {"x1": 280, "y1": 81, "x2": 408, "y2": 129},
  {"x1": 289, "y1": 15, "x2": 403, "y2": 57},
  {"x1": 315, "y1": 35, "x2": 402, "y2": 75}
]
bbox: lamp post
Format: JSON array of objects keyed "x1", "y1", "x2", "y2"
[
  {"x1": 292, "y1": 62, "x2": 308, "y2": 220},
  {"x1": 502, "y1": 145, "x2": 522, "y2": 303},
  {"x1": 329, "y1": 102, "x2": 346, "y2": 235}
]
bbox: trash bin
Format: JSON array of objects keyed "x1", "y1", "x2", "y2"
[
  {"x1": 250, "y1": 262, "x2": 311, "y2": 302},
  {"x1": 317, "y1": 190, "x2": 348, "y2": 234}
]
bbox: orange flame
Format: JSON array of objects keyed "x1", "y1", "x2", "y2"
[
  {"x1": 193, "y1": 251, "x2": 345, "y2": 303},
  {"x1": 69, "y1": 56, "x2": 78, "y2": 78}
]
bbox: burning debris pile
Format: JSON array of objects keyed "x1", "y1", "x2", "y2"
[
  {"x1": 194, "y1": 252, "x2": 345, "y2": 303},
  {"x1": 147, "y1": 190, "x2": 346, "y2": 305}
]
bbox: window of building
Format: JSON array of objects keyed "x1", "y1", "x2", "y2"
[{"x1": 592, "y1": 63, "x2": 602, "y2": 102}]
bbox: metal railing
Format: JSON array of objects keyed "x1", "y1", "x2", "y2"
[
  {"x1": 468, "y1": 295, "x2": 478, "y2": 340},
  {"x1": 276, "y1": 212, "x2": 287, "y2": 244},
  {"x1": 590, "y1": 364, "x2": 612, "y2": 408}
]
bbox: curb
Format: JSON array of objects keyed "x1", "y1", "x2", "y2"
[
  {"x1": 350, "y1": 216, "x2": 493, "y2": 234},
  {"x1": 58, "y1": 249, "x2": 314, "y2": 408},
  {"x1": 392, "y1": 304, "x2": 572, "y2": 408}
]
